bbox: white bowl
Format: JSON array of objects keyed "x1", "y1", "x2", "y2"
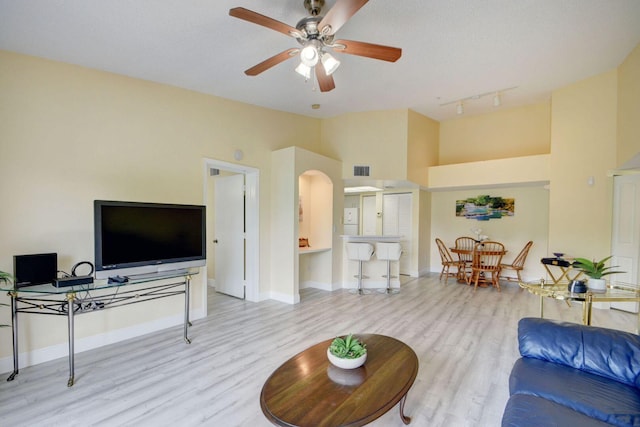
[{"x1": 327, "y1": 348, "x2": 367, "y2": 369}]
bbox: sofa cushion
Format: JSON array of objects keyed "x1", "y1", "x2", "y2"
[
  {"x1": 518, "y1": 317, "x2": 640, "y2": 388},
  {"x1": 510, "y1": 357, "x2": 640, "y2": 426},
  {"x1": 502, "y1": 394, "x2": 614, "y2": 427}
]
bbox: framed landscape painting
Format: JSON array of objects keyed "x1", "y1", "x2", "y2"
[{"x1": 456, "y1": 195, "x2": 514, "y2": 221}]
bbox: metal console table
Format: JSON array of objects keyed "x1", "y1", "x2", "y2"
[{"x1": 1, "y1": 270, "x2": 196, "y2": 387}]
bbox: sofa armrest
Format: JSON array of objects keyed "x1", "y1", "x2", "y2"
[{"x1": 518, "y1": 317, "x2": 640, "y2": 388}]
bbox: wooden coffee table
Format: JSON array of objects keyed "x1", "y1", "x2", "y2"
[{"x1": 260, "y1": 334, "x2": 419, "y2": 426}]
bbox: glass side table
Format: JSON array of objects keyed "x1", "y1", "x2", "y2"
[{"x1": 519, "y1": 280, "x2": 640, "y2": 332}]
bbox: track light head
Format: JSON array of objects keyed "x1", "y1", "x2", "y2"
[{"x1": 493, "y1": 93, "x2": 501, "y2": 107}]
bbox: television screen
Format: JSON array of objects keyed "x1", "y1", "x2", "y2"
[{"x1": 94, "y1": 200, "x2": 206, "y2": 279}]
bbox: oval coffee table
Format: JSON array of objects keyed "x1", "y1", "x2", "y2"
[{"x1": 260, "y1": 334, "x2": 419, "y2": 426}]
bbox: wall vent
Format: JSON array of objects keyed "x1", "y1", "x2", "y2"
[{"x1": 353, "y1": 165, "x2": 370, "y2": 177}]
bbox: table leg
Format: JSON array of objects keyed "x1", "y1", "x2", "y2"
[
  {"x1": 399, "y1": 394, "x2": 411, "y2": 424},
  {"x1": 7, "y1": 291, "x2": 19, "y2": 381},
  {"x1": 583, "y1": 294, "x2": 593, "y2": 326},
  {"x1": 184, "y1": 276, "x2": 191, "y2": 344},
  {"x1": 67, "y1": 292, "x2": 75, "y2": 387}
]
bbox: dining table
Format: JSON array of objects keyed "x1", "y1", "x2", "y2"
[{"x1": 450, "y1": 242, "x2": 507, "y2": 286}]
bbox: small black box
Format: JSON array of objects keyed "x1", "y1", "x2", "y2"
[
  {"x1": 54, "y1": 275, "x2": 94, "y2": 288},
  {"x1": 14, "y1": 253, "x2": 57, "y2": 287}
]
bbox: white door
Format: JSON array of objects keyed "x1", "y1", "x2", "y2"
[
  {"x1": 362, "y1": 195, "x2": 377, "y2": 235},
  {"x1": 383, "y1": 193, "x2": 412, "y2": 275},
  {"x1": 214, "y1": 174, "x2": 245, "y2": 299},
  {"x1": 611, "y1": 174, "x2": 640, "y2": 313}
]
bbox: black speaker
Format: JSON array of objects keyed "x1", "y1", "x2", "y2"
[{"x1": 13, "y1": 253, "x2": 57, "y2": 287}]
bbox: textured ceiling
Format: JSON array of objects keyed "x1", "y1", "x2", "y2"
[{"x1": 1, "y1": 0, "x2": 639, "y2": 120}]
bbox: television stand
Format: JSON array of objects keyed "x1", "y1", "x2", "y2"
[{"x1": 1, "y1": 270, "x2": 196, "y2": 387}]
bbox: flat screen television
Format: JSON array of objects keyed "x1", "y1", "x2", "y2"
[{"x1": 94, "y1": 200, "x2": 206, "y2": 279}]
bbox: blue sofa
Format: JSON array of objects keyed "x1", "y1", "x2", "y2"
[{"x1": 502, "y1": 317, "x2": 640, "y2": 427}]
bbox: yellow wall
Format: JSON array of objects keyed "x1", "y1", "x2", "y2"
[
  {"x1": 617, "y1": 43, "x2": 640, "y2": 165},
  {"x1": 0, "y1": 50, "x2": 320, "y2": 358},
  {"x1": 417, "y1": 189, "x2": 432, "y2": 275},
  {"x1": 407, "y1": 110, "x2": 439, "y2": 187},
  {"x1": 430, "y1": 186, "x2": 550, "y2": 281},
  {"x1": 320, "y1": 109, "x2": 408, "y2": 180},
  {"x1": 549, "y1": 70, "x2": 618, "y2": 258},
  {"x1": 439, "y1": 102, "x2": 551, "y2": 165}
]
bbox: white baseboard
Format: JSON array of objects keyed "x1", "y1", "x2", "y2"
[
  {"x1": 0, "y1": 308, "x2": 205, "y2": 376},
  {"x1": 300, "y1": 280, "x2": 334, "y2": 291},
  {"x1": 268, "y1": 291, "x2": 299, "y2": 304}
]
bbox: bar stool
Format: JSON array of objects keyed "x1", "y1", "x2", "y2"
[
  {"x1": 346, "y1": 243, "x2": 375, "y2": 295},
  {"x1": 376, "y1": 242, "x2": 402, "y2": 294}
]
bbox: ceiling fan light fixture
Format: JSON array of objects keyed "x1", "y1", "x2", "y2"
[
  {"x1": 321, "y1": 52, "x2": 340, "y2": 75},
  {"x1": 295, "y1": 62, "x2": 312, "y2": 79},
  {"x1": 300, "y1": 43, "x2": 320, "y2": 67}
]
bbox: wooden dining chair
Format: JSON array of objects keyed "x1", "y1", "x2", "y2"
[
  {"x1": 467, "y1": 241, "x2": 505, "y2": 291},
  {"x1": 499, "y1": 240, "x2": 533, "y2": 284},
  {"x1": 455, "y1": 236, "x2": 476, "y2": 280},
  {"x1": 435, "y1": 238, "x2": 460, "y2": 284}
]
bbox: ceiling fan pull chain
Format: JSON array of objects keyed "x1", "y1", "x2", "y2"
[{"x1": 311, "y1": 67, "x2": 317, "y2": 91}]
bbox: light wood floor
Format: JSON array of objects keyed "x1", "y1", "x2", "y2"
[{"x1": 0, "y1": 274, "x2": 636, "y2": 427}]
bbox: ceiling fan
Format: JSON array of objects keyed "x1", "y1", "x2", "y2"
[{"x1": 229, "y1": 0, "x2": 402, "y2": 92}]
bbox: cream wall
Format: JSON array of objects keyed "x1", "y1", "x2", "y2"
[
  {"x1": 407, "y1": 110, "x2": 439, "y2": 187},
  {"x1": 430, "y1": 186, "x2": 550, "y2": 281},
  {"x1": 617, "y1": 43, "x2": 640, "y2": 165},
  {"x1": 320, "y1": 109, "x2": 408, "y2": 180},
  {"x1": 271, "y1": 147, "x2": 342, "y2": 302},
  {"x1": 0, "y1": 51, "x2": 321, "y2": 360},
  {"x1": 417, "y1": 189, "x2": 432, "y2": 275},
  {"x1": 548, "y1": 70, "x2": 618, "y2": 258},
  {"x1": 439, "y1": 102, "x2": 551, "y2": 165}
]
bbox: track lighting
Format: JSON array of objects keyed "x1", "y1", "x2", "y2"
[
  {"x1": 493, "y1": 92, "x2": 501, "y2": 107},
  {"x1": 321, "y1": 52, "x2": 340, "y2": 75},
  {"x1": 440, "y1": 86, "x2": 517, "y2": 115}
]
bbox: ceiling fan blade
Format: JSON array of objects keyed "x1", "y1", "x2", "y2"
[
  {"x1": 244, "y1": 48, "x2": 300, "y2": 76},
  {"x1": 318, "y1": 0, "x2": 369, "y2": 35},
  {"x1": 229, "y1": 7, "x2": 303, "y2": 38},
  {"x1": 316, "y1": 62, "x2": 336, "y2": 92},
  {"x1": 333, "y1": 39, "x2": 402, "y2": 62}
]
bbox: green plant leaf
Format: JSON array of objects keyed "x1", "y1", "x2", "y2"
[
  {"x1": 574, "y1": 256, "x2": 625, "y2": 279},
  {"x1": 329, "y1": 334, "x2": 367, "y2": 359}
]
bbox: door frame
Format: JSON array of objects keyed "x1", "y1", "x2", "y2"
[{"x1": 202, "y1": 158, "x2": 260, "y2": 310}]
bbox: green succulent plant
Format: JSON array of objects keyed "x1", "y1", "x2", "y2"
[
  {"x1": 0, "y1": 270, "x2": 12, "y2": 328},
  {"x1": 573, "y1": 256, "x2": 625, "y2": 279},
  {"x1": 329, "y1": 333, "x2": 367, "y2": 359}
]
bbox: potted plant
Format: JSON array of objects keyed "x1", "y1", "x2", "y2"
[
  {"x1": 0, "y1": 270, "x2": 12, "y2": 328},
  {"x1": 573, "y1": 256, "x2": 625, "y2": 293},
  {"x1": 327, "y1": 333, "x2": 367, "y2": 369}
]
